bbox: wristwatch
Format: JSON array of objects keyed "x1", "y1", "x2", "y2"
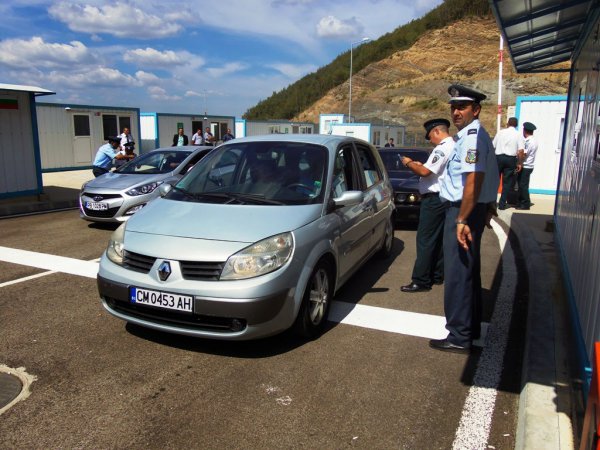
[{"x1": 455, "y1": 219, "x2": 468, "y2": 225}]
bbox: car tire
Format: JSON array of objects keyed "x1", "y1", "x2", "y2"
[
  {"x1": 292, "y1": 259, "x2": 333, "y2": 339},
  {"x1": 377, "y1": 216, "x2": 394, "y2": 259}
]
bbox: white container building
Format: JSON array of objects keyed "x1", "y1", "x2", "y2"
[
  {"x1": 319, "y1": 113, "x2": 406, "y2": 146},
  {"x1": 36, "y1": 102, "x2": 140, "y2": 171},
  {"x1": 234, "y1": 119, "x2": 316, "y2": 138},
  {"x1": 141, "y1": 112, "x2": 235, "y2": 150},
  {"x1": 515, "y1": 95, "x2": 567, "y2": 194},
  {"x1": 0, "y1": 84, "x2": 55, "y2": 198}
]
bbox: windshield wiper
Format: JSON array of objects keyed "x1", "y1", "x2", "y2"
[{"x1": 195, "y1": 191, "x2": 285, "y2": 205}]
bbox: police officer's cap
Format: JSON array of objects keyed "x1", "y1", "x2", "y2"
[
  {"x1": 108, "y1": 136, "x2": 121, "y2": 143},
  {"x1": 423, "y1": 118, "x2": 450, "y2": 140},
  {"x1": 448, "y1": 84, "x2": 487, "y2": 103},
  {"x1": 523, "y1": 122, "x2": 537, "y2": 131}
]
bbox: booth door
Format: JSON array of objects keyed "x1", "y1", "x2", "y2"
[{"x1": 73, "y1": 114, "x2": 92, "y2": 164}]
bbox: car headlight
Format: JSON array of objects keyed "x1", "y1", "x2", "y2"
[
  {"x1": 106, "y1": 223, "x2": 126, "y2": 265},
  {"x1": 126, "y1": 181, "x2": 163, "y2": 196},
  {"x1": 220, "y1": 232, "x2": 293, "y2": 280}
]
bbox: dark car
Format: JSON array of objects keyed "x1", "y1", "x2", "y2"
[{"x1": 378, "y1": 147, "x2": 430, "y2": 222}]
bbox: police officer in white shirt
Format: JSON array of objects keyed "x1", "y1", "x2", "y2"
[
  {"x1": 493, "y1": 117, "x2": 525, "y2": 209},
  {"x1": 400, "y1": 118, "x2": 453, "y2": 293},
  {"x1": 516, "y1": 122, "x2": 538, "y2": 210},
  {"x1": 429, "y1": 84, "x2": 499, "y2": 354}
]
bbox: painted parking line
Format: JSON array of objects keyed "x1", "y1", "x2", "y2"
[
  {"x1": 452, "y1": 220, "x2": 516, "y2": 449},
  {"x1": 0, "y1": 246, "x2": 99, "y2": 280}
]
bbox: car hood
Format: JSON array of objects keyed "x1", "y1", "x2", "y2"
[
  {"x1": 83, "y1": 172, "x2": 169, "y2": 190},
  {"x1": 388, "y1": 171, "x2": 420, "y2": 191},
  {"x1": 125, "y1": 197, "x2": 323, "y2": 243}
]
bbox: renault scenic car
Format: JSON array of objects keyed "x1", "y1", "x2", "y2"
[
  {"x1": 97, "y1": 135, "x2": 395, "y2": 340},
  {"x1": 80, "y1": 145, "x2": 212, "y2": 223}
]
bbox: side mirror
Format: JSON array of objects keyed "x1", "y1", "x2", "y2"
[
  {"x1": 332, "y1": 190, "x2": 363, "y2": 208},
  {"x1": 159, "y1": 183, "x2": 173, "y2": 197}
]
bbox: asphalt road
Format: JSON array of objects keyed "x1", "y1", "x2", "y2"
[{"x1": 0, "y1": 210, "x2": 527, "y2": 449}]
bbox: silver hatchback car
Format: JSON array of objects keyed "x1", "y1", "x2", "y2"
[
  {"x1": 98, "y1": 135, "x2": 395, "y2": 340},
  {"x1": 80, "y1": 145, "x2": 213, "y2": 222}
]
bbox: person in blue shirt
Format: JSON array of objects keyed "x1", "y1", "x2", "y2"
[
  {"x1": 92, "y1": 137, "x2": 125, "y2": 177},
  {"x1": 429, "y1": 84, "x2": 499, "y2": 354}
]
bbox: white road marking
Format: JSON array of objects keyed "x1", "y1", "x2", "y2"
[
  {"x1": 330, "y1": 301, "x2": 447, "y2": 339},
  {"x1": 0, "y1": 246, "x2": 99, "y2": 279},
  {"x1": 0, "y1": 270, "x2": 57, "y2": 288},
  {"x1": 452, "y1": 220, "x2": 516, "y2": 450}
]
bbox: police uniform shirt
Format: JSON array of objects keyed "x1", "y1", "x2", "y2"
[
  {"x1": 440, "y1": 119, "x2": 497, "y2": 203},
  {"x1": 523, "y1": 135, "x2": 539, "y2": 169},
  {"x1": 492, "y1": 126, "x2": 525, "y2": 156},
  {"x1": 420, "y1": 136, "x2": 454, "y2": 194},
  {"x1": 93, "y1": 143, "x2": 116, "y2": 169}
]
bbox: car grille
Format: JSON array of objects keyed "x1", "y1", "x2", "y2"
[
  {"x1": 82, "y1": 192, "x2": 122, "y2": 200},
  {"x1": 82, "y1": 205, "x2": 121, "y2": 218},
  {"x1": 105, "y1": 296, "x2": 246, "y2": 332},
  {"x1": 123, "y1": 251, "x2": 157, "y2": 273},
  {"x1": 180, "y1": 261, "x2": 225, "y2": 281}
]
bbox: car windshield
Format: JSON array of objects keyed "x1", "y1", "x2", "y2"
[
  {"x1": 380, "y1": 150, "x2": 429, "y2": 173},
  {"x1": 116, "y1": 150, "x2": 191, "y2": 174},
  {"x1": 170, "y1": 141, "x2": 328, "y2": 206}
]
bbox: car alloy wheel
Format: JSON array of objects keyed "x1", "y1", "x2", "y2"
[
  {"x1": 378, "y1": 216, "x2": 394, "y2": 259},
  {"x1": 293, "y1": 259, "x2": 333, "y2": 338}
]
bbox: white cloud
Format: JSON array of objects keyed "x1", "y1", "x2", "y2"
[
  {"x1": 316, "y1": 15, "x2": 363, "y2": 39},
  {"x1": 206, "y1": 62, "x2": 248, "y2": 78},
  {"x1": 46, "y1": 67, "x2": 141, "y2": 88},
  {"x1": 267, "y1": 63, "x2": 317, "y2": 79},
  {"x1": 48, "y1": 1, "x2": 185, "y2": 39},
  {"x1": 0, "y1": 37, "x2": 94, "y2": 69},
  {"x1": 135, "y1": 70, "x2": 161, "y2": 85},
  {"x1": 148, "y1": 86, "x2": 181, "y2": 101},
  {"x1": 124, "y1": 47, "x2": 203, "y2": 69},
  {"x1": 185, "y1": 90, "x2": 203, "y2": 97}
]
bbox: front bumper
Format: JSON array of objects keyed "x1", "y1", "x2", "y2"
[{"x1": 98, "y1": 274, "x2": 292, "y2": 340}]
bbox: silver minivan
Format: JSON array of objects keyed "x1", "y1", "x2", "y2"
[{"x1": 98, "y1": 135, "x2": 395, "y2": 340}]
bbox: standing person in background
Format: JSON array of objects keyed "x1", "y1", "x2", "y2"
[
  {"x1": 385, "y1": 138, "x2": 395, "y2": 147},
  {"x1": 92, "y1": 137, "x2": 127, "y2": 177},
  {"x1": 204, "y1": 127, "x2": 215, "y2": 146},
  {"x1": 191, "y1": 127, "x2": 203, "y2": 145},
  {"x1": 399, "y1": 118, "x2": 453, "y2": 293},
  {"x1": 222, "y1": 128, "x2": 235, "y2": 142},
  {"x1": 429, "y1": 84, "x2": 499, "y2": 354},
  {"x1": 172, "y1": 127, "x2": 188, "y2": 146},
  {"x1": 493, "y1": 117, "x2": 525, "y2": 210},
  {"x1": 115, "y1": 127, "x2": 135, "y2": 168},
  {"x1": 516, "y1": 122, "x2": 538, "y2": 210}
]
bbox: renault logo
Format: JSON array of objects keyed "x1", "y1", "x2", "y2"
[{"x1": 158, "y1": 261, "x2": 172, "y2": 281}]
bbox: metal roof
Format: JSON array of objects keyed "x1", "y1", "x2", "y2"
[
  {"x1": 0, "y1": 83, "x2": 55, "y2": 96},
  {"x1": 490, "y1": 0, "x2": 598, "y2": 73}
]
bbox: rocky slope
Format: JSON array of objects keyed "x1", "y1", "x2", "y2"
[{"x1": 293, "y1": 17, "x2": 569, "y2": 142}]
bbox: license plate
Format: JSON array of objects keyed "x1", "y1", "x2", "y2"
[
  {"x1": 86, "y1": 201, "x2": 108, "y2": 211},
  {"x1": 130, "y1": 287, "x2": 193, "y2": 313}
]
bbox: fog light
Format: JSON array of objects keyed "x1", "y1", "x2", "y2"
[
  {"x1": 231, "y1": 319, "x2": 245, "y2": 332},
  {"x1": 125, "y1": 204, "x2": 146, "y2": 215}
]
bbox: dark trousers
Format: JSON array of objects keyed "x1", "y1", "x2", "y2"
[
  {"x1": 517, "y1": 168, "x2": 533, "y2": 207},
  {"x1": 92, "y1": 166, "x2": 109, "y2": 177},
  {"x1": 496, "y1": 154, "x2": 517, "y2": 206},
  {"x1": 443, "y1": 202, "x2": 486, "y2": 347},
  {"x1": 411, "y1": 194, "x2": 445, "y2": 287}
]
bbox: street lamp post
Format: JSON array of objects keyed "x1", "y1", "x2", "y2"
[{"x1": 349, "y1": 37, "x2": 370, "y2": 123}]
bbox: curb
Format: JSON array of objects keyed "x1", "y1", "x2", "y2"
[{"x1": 499, "y1": 212, "x2": 574, "y2": 450}]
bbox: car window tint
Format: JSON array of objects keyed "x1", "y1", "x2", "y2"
[
  {"x1": 118, "y1": 151, "x2": 191, "y2": 174},
  {"x1": 356, "y1": 145, "x2": 381, "y2": 188}
]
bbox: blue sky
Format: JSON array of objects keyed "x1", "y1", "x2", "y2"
[{"x1": 0, "y1": 0, "x2": 443, "y2": 118}]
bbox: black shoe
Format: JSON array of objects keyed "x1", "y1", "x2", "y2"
[
  {"x1": 429, "y1": 338, "x2": 470, "y2": 354},
  {"x1": 498, "y1": 204, "x2": 508, "y2": 210},
  {"x1": 515, "y1": 205, "x2": 530, "y2": 210},
  {"x1": 433, "y1": 279, "x2": 444, "y2": 285},
  {"x1": 400, "y1": 282, "x2": 431, "y2": 293}
]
